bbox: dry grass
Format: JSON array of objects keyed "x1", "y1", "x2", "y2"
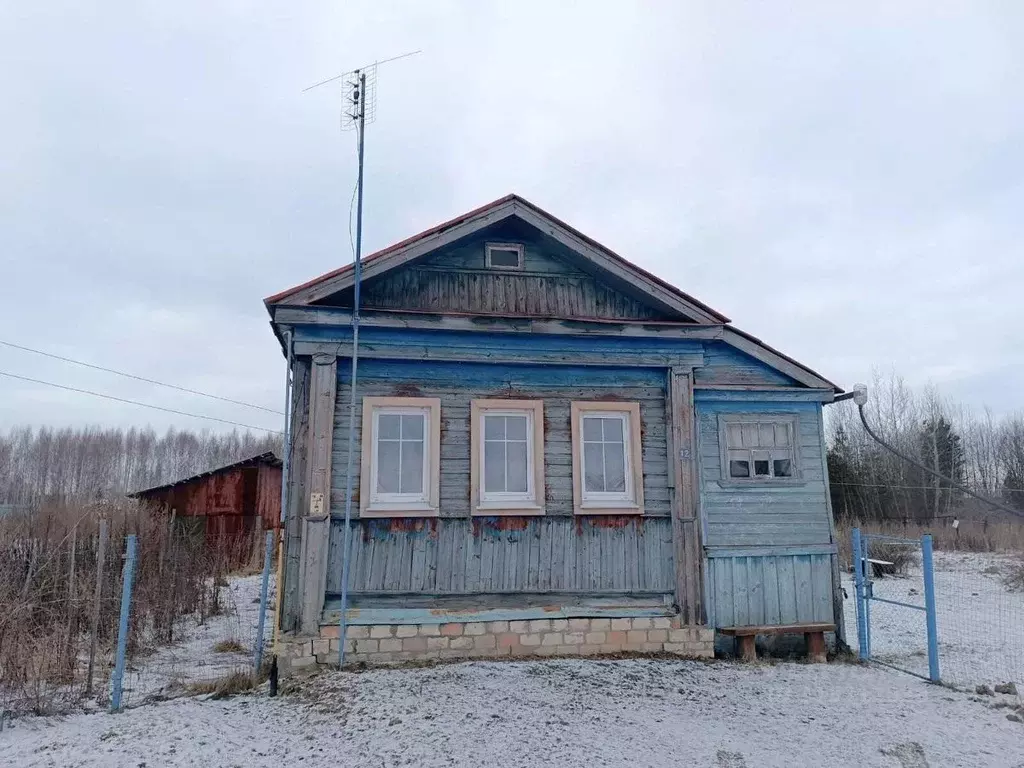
[
  {"x1": 835, "y1": 518, "x2": 1024, "y2": 568},
  {"x1": 186, "y1": 670, "x2": 260, "y2": 699},
  {"x1": 212, "y1": 638, "x2": 246, "y2": 654},
  {"x1": 0, "y1": 502, "x2": 266, "y2": 716}
]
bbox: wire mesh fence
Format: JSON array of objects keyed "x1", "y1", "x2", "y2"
[
  {"x1": 841, "y1": 519, "x2": 1024, "y2": 698},
  {"x1": 0, "y1": 503, "x2": 276, "y2": 717}
]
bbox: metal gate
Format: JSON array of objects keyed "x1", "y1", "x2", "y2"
[{"x1": 851, "y1": 528, "x2": 940, "y2": 683}]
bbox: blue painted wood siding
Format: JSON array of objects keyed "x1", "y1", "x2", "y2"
[
  {"x1": 694, "y1": 342, "x2": 798, "y2": 387},
  {"x1": 695, "y1": 397, "x2": 837, "y2": 627},
  {"x1": 325, "y1": 359, "x2": 675, "y2": 602},
  {"x1": 331, "y1": 360, "x2": 671, "y2": 519},
  {"x1": 696, "y1": 400, "x2": 832, "y2": 548},
  {"x1": 705, "y1": 549, "x2": 834, "y2": 626},
  {"x1": 325, "y1": 516, "x2": 675, "y2": 598}
]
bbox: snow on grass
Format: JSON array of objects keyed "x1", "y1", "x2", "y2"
[
  {"x1": 115, "y1": 573, "x2": 274, "y2": 708},
  {"x1": 842, "y1": 552, "x2": 1024, "y2": 692},
  {"x1": 3, "y1": 659, "x2": 1023, "y2": 767}
]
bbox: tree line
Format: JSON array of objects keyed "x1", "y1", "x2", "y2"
[
  {"x1": 827, "y1": 372, "x2": 1024, "y2": 523},
  {"x1": 0, "y1": 425, "x2": 281, "y2": 505}
]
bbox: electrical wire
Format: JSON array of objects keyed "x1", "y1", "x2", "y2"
[
  {"x1": 857, "y1": 402, "x2": 1023, "y2": 520},
  {"x1": 0, "y1": 370, "x2": 282, "y2": 434},
  {"x1": 0, "y1": 339, "x2": 283, "y2": 415},
  {"x1": 832, "y1": 480, "x2": 1024, "y2": 493}
]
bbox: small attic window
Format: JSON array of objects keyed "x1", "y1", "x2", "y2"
[{"x1": 486, "y1": 242, "x2": 524, "y2": 270}]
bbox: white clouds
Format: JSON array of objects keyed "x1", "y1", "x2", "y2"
[{"x1": 1, "y1": 1, "x2": 1022, "y2": 429}]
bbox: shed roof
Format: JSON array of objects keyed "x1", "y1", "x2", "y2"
[{"x1": 128, "y1": 452, "x2": 282, "y2": 499}]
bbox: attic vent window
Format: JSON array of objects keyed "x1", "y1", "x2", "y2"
[{"x1": 485, "y1": 242, "x2": 524, "y2": 270}]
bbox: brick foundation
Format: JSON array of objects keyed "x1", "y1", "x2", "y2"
[{"x1": 277, "y1": 617, "x2": 715, "y2": 674}]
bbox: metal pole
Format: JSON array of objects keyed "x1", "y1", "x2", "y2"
[
  {"x1": 254, "y1": 529, "x2": 274, "y2": 674},
  {"x1": 921, "y1": 534, "x2": 941, "y2": 683},
  {"x1": 863, "y1": 533, "x2": 872, "y2": 658},
  {"x1": 851, "y1": 527, "x2": 868, "y2": 661},
  {"x1": 338, "y1": 70, "x2": 366, "y2": 668},
  {"x1": 85, "y1": 519, "x2": 107, "y2": 697},
  {"x1": 110, "y1": 534, "x2": 137, "y2": 712}
]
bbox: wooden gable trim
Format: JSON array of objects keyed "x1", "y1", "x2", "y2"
[
  {"x1": 721, "y1": 328, "x2": 840, "y2": 392},
  {"x1": 273, "y1": 305, "x2": 725, "y2": 340},
  {"x1": 266, "y1": 197, "x2": 519, "y2": 306},
  {"x1": 264, "y1": 194, "x2": 728, "y2": 325}
]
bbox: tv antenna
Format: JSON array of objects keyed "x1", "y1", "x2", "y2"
[{"x1": 301, "y1": 49, "x2": 421, "y2": 669}]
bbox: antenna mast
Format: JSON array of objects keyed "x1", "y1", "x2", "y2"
[{"x1": 303, "y1": 51, "x2": 419, "y2": 668}]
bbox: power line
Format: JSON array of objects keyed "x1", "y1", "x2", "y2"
[
  {"x1": 0, "y1": 339, "x2": 282, "y2": 415},
  {"x1": 832, "y1": 480, "x2": 1024, "y2": 493},
  {"x1": 0, "y1": 370, "x2": 282, "y2": 434}
]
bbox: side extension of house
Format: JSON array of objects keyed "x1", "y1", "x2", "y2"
[{"x1": 265, "y1": 195, "x2": 844, "y2": 671}]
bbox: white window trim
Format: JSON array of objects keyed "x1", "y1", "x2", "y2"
[
  {"x1": 485, "y1": 242, "x2": 525, "y2": 270},
  {"x1": 717, "y1": 413, "x2": 803, "y2": 486},
  {"x1": 570, "y1": 401, "x2": 644, "y2": 515},
  {"x1": 360, "y1": 396, "x2": 441, "y2": 517},
  {"x1": 471, "y1": 399, "x2": 545, "y2": 516}
]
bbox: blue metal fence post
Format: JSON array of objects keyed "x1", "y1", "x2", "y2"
[
  {"x1": 921, "y1": 534, "x2": 941, "y2": 683},
  {"x1": 851, "y1": 527, "x2": 869, "y2": 661},
  {"x1": 110, "y1": 534, "x2": 137, "y2": 712},
  {"x1": 254, "y1": 529, "x2": 274, "y2": 675}
]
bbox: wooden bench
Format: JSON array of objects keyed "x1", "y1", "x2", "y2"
[{"x1": 718, "y1": 623, "x2": 836, "y2": 663}]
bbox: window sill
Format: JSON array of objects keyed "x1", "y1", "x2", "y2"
[
  {"x1": 471, "y1": 504, "x2": 545, "y2": 517},
  {"x1": 360, "y1": 504, "x2": 439, "y2": 518},
  {"x1": 715, "y1": 478, "x2": 808, "y2": 489}
]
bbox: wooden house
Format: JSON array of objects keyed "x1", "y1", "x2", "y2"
[
  {"x1": 130, "y1": 452, "x2": 282, "y2": 541},
  {"x1": 266, "y1": 195, "x2": 843, "y2": 670}
]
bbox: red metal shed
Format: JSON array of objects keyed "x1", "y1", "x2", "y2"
[{"x1": 129, "y1": 452, "x2": 282, "y2": 541}]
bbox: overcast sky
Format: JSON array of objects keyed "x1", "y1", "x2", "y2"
[{"x1": 1, "y1": 2, "x2": 1022, "y2": 434}]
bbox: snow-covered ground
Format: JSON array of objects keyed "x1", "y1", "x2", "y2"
[
  {"x1": 3, "y1": 659, "x2": 1023, "y2": 767},
  {"x1": 116, "y1": 573, "x2": 275, "y2": 708},
  {"x1": 842, "y1": 552, "x2": 1024, "y2": 692}
]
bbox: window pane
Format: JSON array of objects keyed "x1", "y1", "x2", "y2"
[
  {"x1": 741, "y1": 424, "x2": 758, "y2": 448},
  {"x1": 603, "y1": 416, "x2": 624, "y2": 442},
  {"x1": 774, "y1": 423, "x2": 790, "y2": 447},
  {"x1": 582, "y1": 416, "x2": 602, "y2": 441},
  {"x1": 505, "y1": 414, "x2": 528, "y2": 441},
  {"x1": 376, "y1": 441, "x2": 400, "y2": 493},
  {"x1": 378, "y1": 414, "x2": 401, "y2": 440},
  {"x1": 484, "y1": 441, "x2": 505, "y2": 493},
  {"x1": 583, "y1": 443, "x2": 605, "y2": 492},
  {"x1": 506, "y1": 441, "x2": 529, "y2": 493},
  {"x1": 753, "y1": 459, "x2": 770, "y2": 476},
  {"x1": 604, "y1": 443, "x2": 626, "y2": 492},
  {"x1": 759, "y1": 423, "x2": 775, "y2": 447},
  {"x1": 729, "y1": 459, "x2": 750, "y2": 478},
  {"x1": 401, "y1": 439, "x2": 424, "y2": 493},
  {"x1": 773, "y1": 458, "x2": 792, "y2": 478},
  {"x1": 726, "y1": 424, "x2": 743, "y2": 448},
  {"x1": 489, "y1": 248, "x2": 520, "y2": 267},
  {"x1": 484, "y1": 415, "x2": 505, "y2": 440},
  {"x1": 402, "y1": 414, "x2": 424, "y2": 440}
]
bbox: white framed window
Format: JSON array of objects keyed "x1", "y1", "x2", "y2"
[
  {"x1": 471, "y1": 399, "x2": 544, "y2": 515},
  {"x1": 718, "y1": 414, "x2": 800, "y2": 483},
  {"x1": 570, "y1": 401, "x2": 644, "y2": 515},
  {"x1": 485, "y1": 242, "x2": 524, "y2": 270},
  {"x1": 360, "y1": 397, "x2": 441, "y2": 516}
]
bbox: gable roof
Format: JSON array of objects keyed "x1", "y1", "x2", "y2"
[
  {"x1": 265, "y1": 194, "x2": 840, "y2": 392},
  {"x1": 265, "y1": 194, "x2": 728, "y2": 324},
  {"x1": 128, "y1": 452, "x2": 281, "y2": 499}
]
